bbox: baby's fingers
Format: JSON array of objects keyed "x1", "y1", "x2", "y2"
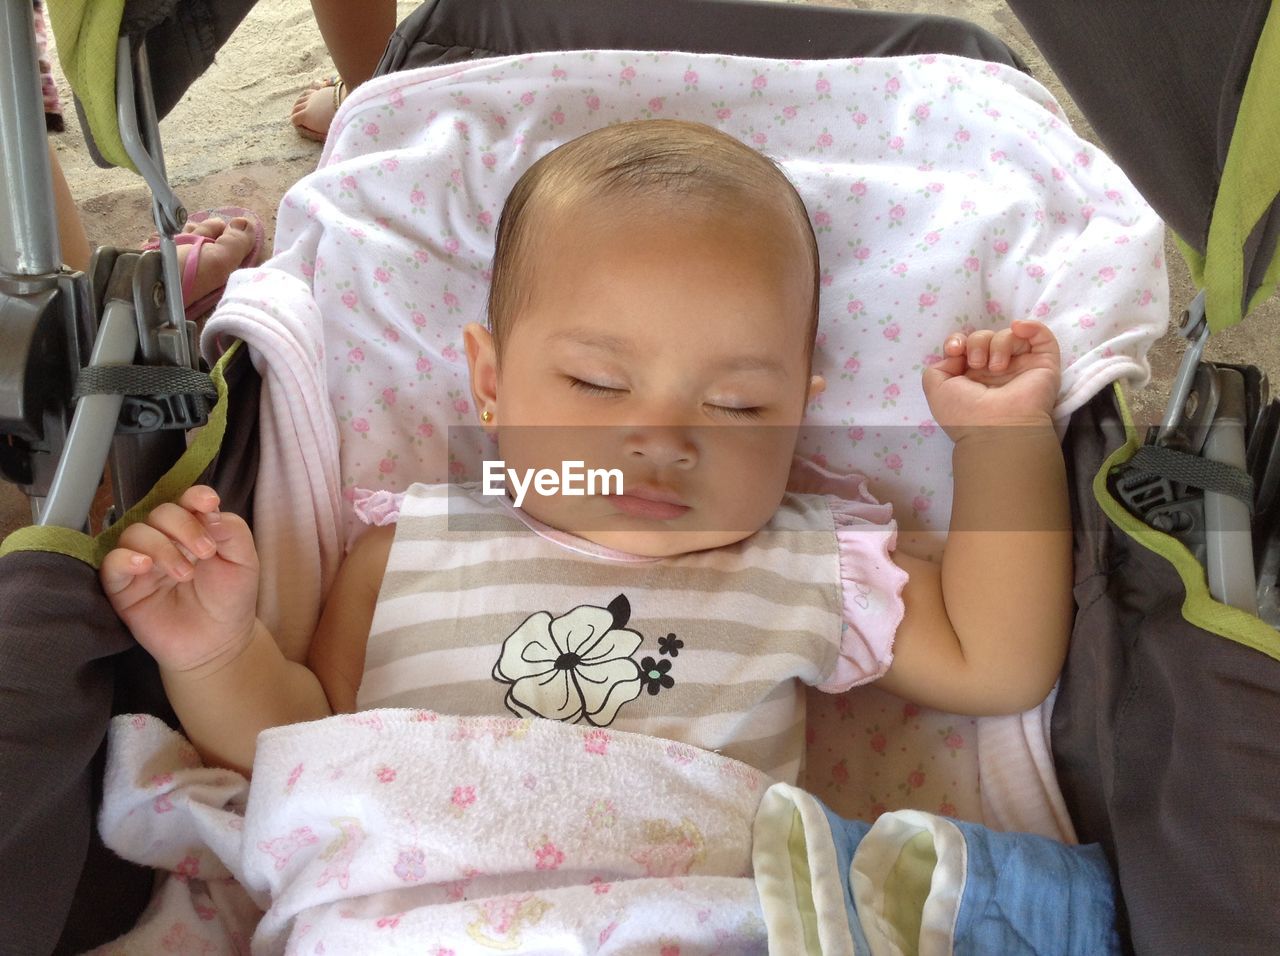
[
  {"x1": 171, "y1": 486, "x2": 255, "y2": 564},
  {"x1": 117, "y1": 520, "x2": 198, "y2": 582},
  {"x1": 962, "y1": 329, "x2": 995, "y2": 370},
  {"x1": 146, "y1": 501, "x2": 219, "y2": 565},
  {"x1": 1010, "y1": 319, "x2": 1060, "y2": 358},
  {"x1": 985, "y1": 320, "x2": 1062, "y2": 373},
  {"x1": 177, "y1": 484, "x2": 222, "y2": 517},
  {"x1": 931, "y1": 341, "x2": 968, "y2": 377},
  {"x1": 100, "y1": 547, "x2": 159, "y2": 597},
  {"x1": 986, "y1": 327, "x2": 1028, "y2": 372}
]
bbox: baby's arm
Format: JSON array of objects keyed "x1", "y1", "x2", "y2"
[
  {"x1": 876, "y1": 320, "x2": 1072, "y2": 715},
  {"x1": 99, "y1": 486, "x2": 380, "y2": 774},
  {"x1": 306, "y1": 523, "x2": 394, "y2": 712}
]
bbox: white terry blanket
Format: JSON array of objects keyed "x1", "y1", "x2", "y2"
[
  {"x1": 203, "y1": 50, "x2": 1167, "y2": 835},
  {"x1": 92, "y1": 711, "x2": 772, "y2": 954}
]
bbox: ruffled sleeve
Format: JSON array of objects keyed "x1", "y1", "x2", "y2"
[
  {"x1": 788, "y1": 457, "x2": 908, "y2": 693},
  {"x1": 350, "y1": 487, "x2": 405, "y2": 526}
]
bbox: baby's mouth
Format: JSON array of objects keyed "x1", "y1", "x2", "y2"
[{"x1": 607, "y1": 484, "x2": 690, "y2": 520}]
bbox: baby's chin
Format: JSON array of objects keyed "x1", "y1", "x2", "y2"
[
  {"x1": 578, "y1": 526, "x2": 758, "y2": 559},
  {"x1": 515, "y1": 494, "x2": 784, "y2": 558}
]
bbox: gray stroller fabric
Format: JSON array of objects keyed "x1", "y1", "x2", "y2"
[
  {"x1": 1056, "y1": 390, "x2": 1280, "y2": 954},
  {"x1": 0, "y1": 554, "x2": 167, "y2": 955},
  {"x1": 378, "y1": 0, "x2": 1028, "y2": 74},
  {"x1": 1005, "y1": 0, "x2": 1280, "y2": 311},
  {"x1": 130, "y1": 0, "x2": 257, "y2": 120},
  {"x1": 77, "y1": 0, "x2": 258, "y2": 168}
]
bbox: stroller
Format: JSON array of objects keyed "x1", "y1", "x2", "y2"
[{"x1": 1, "y1": 0, "x2": 1277, "y2": 951}]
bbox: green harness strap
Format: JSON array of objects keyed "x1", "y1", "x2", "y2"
[
  {"x1": 0, "y1": 341, "x2": 242, "y2": 568},
  {"x1": 1177, "y1": 1, "x2": 1280, "y2": 331},
  {"x1": 1094, "y1": 383, "x2": 1280, "y2": 662},
  {"x1": 44, "y1": 0, "x2": 133, "y2": 171}
]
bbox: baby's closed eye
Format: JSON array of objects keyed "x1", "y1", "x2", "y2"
[
  {"x1": 706, "y1": 403, "x2": 765, "y2": 420},
  {"x1": 566, "y1": 376, "x2": 628, "y2": 396}
]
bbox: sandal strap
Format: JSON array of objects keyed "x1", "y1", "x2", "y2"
[
  {"x1": 136, "y1": 231, "x2": 208, "y2": 304},
  {"x1": 175, "y1": 232, "x2": 211, "y2": 305}
]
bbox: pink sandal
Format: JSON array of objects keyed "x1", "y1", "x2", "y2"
[{"x1": 142, "y1": 207, "x2": 265, "y2": 322}]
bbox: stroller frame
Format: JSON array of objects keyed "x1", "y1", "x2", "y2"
[{"x1": 0, "y1": 0, "x2": 206, "y2": 537}]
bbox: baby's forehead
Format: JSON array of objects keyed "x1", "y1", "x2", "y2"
[{"x1": 545, "y1": 187, "x2": 812, "y2": 259}]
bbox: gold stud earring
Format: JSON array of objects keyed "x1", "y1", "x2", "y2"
[{"x1": 481, "y1": 409, "x2": 492, "y2": 423}]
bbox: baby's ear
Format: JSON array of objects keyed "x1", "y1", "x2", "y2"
[
  {"x1": 463, "y1": 323, "x2": 499, "y2": 426},
  {"x1": 807, "y1": 374, "x2": 827, "y2": 402}
]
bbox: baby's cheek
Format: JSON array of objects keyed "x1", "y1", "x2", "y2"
[{"x1": 722, "y1": 463, "x2": 791, "y2": 532}]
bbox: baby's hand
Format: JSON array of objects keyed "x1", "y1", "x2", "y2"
[
  {"x1": 100, "y1": 485, "x2": 260, "y2": 675},
  {"x1": 921, "y1": 319, "x2": 1061, "y2": 442}
]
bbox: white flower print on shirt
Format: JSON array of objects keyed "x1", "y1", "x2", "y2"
[{"x1": 493, "y1": 595, "x2": 643, "y2": 726}]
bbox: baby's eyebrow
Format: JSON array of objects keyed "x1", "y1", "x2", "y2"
[
  {"x1": 707, "y1": 355, "x2": 788, "y2": 376},
  {"x1": 549, "y1": 329, "x2": 787, "y2": 376},
  {"x1": 547, "y1": 329, "x2": 634, "y2": 355}
]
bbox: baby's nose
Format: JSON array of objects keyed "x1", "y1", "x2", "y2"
[{"x1": 623, "y1": 426, "x2": 698, "y2": 469}]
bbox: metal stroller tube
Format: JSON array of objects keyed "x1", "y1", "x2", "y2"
[
  {"x1": 30, "y1": 30, "x2": 203, "y2": 530},
  {"x1": 1202, "y1": 368, "x2": 1256, "y2": 612},
  {"x1": 0, "y1": 0, "x2": 61, "y2": 278},
  {"x1": 115, "y1": 37, "x2": 191, "y2": 369},
  {"x1": 38, "y1": 297, "x2": 139, "y2": 530},
  {"x1": 1157, "y1": 290, "x2": 1209, "y2": 442}
]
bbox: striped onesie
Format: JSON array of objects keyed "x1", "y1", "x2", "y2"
[{"x1": 357, "y1": 482, "x2": 906, "y2": 784}]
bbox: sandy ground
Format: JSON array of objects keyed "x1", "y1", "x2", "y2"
[{"x1": 5, "y1": 0, "x2": 1278, "y2": 534}]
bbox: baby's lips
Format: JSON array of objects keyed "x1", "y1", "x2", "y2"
[{"x1": 623, "y1": 483, "x2": 688, "y2": 508}]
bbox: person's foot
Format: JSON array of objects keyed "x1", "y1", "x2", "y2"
[
  {"x1": 147, "y1": 216, "x2": 258, "y2": 311},
  {"x1": 176, "y1": 217, "x2": 257, "y2": 307},
  {"x1": 291, "y1": 77, "x2": 345, "y2": 142}
]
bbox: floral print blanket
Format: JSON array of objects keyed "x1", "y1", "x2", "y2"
[{"x1": 91, "y1": 710, "x2": 773, "y2": 954}]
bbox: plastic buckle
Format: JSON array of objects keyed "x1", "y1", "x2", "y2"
[
  {"x1": 1112, "y1": 470, "x2": 1176, "y2": 515},
  {"x1": 1112, "y1": 465, "x2": 1207, "y2": 560},
  {"x1": 117, "y1": 391, "x2": 210, "y2": 434}
]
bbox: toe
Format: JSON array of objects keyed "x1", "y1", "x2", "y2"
[
  {"x1": 290, "y1": 85, "x2": 337, "y2": 140},
  {"x1": 177, "y1": 221, "x2": 256, "y2": 307},
  {"x1": 189, "y1": 217, "x2": 227, "y2": 240},
  {"x1": 214, "y1": 217, "x2": 256, "y2": 259}
]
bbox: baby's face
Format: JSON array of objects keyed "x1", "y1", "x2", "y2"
[{"x1": 468, "y1": 199, "x2": 820, "y2": 557}]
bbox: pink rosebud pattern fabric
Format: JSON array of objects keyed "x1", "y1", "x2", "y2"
[{"x1": 95, "y1": 712, "x2": 769, "y2": 951}]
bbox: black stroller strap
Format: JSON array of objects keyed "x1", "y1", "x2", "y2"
[
  {"x1": 73, "y1": 365, "x2": 215, "y2": 401},
  {"x1": 1126, "y1": 444, "x2": 1255, "y2": 507},
  {"x1": 73, "y1": 365, "x2": 218, "y2": 433}
]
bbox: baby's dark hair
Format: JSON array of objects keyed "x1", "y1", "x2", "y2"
[{"x1": 487, "y1": 119, "x2": 821, "y2": 365}]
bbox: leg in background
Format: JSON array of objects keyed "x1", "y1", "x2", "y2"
[
  {"x1": 309, "y1": 0, "x2": 396, "y2": 88},
  {"x1": 292, "y1": 0, "x2": 397, "y2": 141},
  {"x1": 49, "y1": 139, "x2": 90, "y2": 273}
]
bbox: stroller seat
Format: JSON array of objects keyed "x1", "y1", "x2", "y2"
[{"x1": 77, "y1": 43, "x2": 1162, "y2": 948}]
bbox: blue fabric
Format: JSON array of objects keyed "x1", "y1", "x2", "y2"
[
  {"x1": 817, "y1": 800, "x2": 1122, "y2": 955},
  {"x1": 948, "y1": 820, "x2": 1121, "y2": 955}
]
